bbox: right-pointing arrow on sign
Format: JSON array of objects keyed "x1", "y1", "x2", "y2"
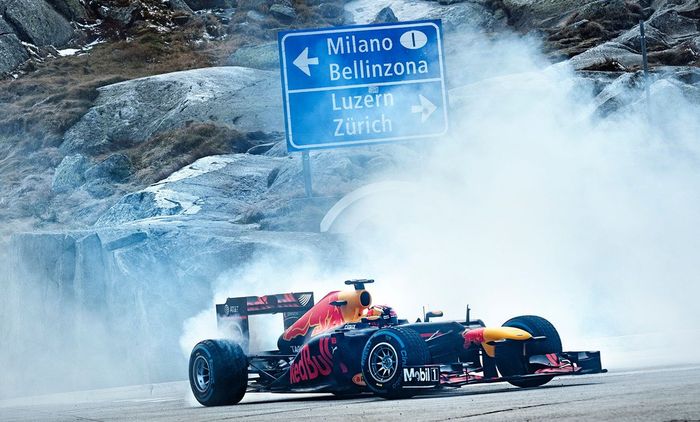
[
  {"x1": 411, "y1": 94, "x2": 437, "y2": 123},
  {"x1": 293, "y1": 47, "x2": 319, "y2": 77}
]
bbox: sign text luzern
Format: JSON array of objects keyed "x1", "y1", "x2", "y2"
[{"x1": 278, "y1": 20, "x2": 448, "y2": 151}]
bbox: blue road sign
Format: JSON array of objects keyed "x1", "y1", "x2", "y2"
[{"x1": 278, "y1": 20, "x2": 448, "y2": 152}]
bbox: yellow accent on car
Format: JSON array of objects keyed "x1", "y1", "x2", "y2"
[
  {"x1": 482, "y1": 327, "x2": 532, "y2": 358},
  {"x1": 337, "y1": 289, "x2": 372, "y2": 322}
]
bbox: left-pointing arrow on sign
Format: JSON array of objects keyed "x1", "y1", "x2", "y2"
[{"x1": 293, "y1": 47, "x2": 319, "y2": 77}]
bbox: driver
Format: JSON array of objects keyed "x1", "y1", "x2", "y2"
[{"x1": 363, "y1": 305, "x2": 398, "y2": 326}]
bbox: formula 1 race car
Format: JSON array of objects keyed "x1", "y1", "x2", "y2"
[{"x1": 189, "y1": 279, "x2": 605, "y2": 406}]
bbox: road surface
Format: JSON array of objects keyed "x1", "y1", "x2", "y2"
[{"x1": 2, "y1": 366, "x2": 699, "y2": 421}]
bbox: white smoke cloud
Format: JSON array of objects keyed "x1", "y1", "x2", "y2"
[
  {"x1": 181, "y1": 26, "x2": 700, "y2": 372},
  {"x1": 335, "y1": 28, "x2": 700, "y2": 368}
]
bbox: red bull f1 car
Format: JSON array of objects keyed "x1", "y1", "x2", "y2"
[{"x1": 189, "y1": 279, "x2": 605, "y2": 406}]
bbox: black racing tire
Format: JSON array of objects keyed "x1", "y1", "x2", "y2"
[
  {"x1": 189, "y1": 339, "x2": 248, "y2": 406},
  {"x1": 495, "y1": 315, "x2": 562, "y2": 388},
  {"x1": 361, "y1": 327, "x2": 430, "y2": 399}
]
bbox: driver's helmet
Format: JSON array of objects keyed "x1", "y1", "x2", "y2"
[{"x1": 364, "y1": 305, "x2": 398, "y2": 326}]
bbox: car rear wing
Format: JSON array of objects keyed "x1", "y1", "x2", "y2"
[{"x1": 216, "y1": 292, "x2": 315, "y2": 345}]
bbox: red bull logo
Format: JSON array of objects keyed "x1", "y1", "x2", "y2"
[
  {"x1": 290, "y1": 337, "x2": 335, "y2": 384},
  {"x1": 282, "y1": 291, "x2": 345, "y2": 341}
]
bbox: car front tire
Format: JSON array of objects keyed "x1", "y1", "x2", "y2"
[
  {"x1": 495, "y1": 315, "x2": 562, "y2": 388},
  {"x1": 361, "y1": 327, "x2": 430, "y2": 399}
]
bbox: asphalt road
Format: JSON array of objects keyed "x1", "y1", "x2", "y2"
[{"x1": 2, "y1": 366, "x2": 699, "y2": 421}]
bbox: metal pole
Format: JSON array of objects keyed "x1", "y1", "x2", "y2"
[
  {"x1": 639, "y1": 19, "x2": 651, "y2": 109},
  {"x1": 302, "y1": 151, "x2": 313, "y2": 198}
]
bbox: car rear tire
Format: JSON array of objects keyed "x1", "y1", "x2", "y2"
[
  {"x1": 189, "y1": 339, "x2": 248, "y2": 406},
  {"x1": 361, "y1": 327, "x2": 430, "y2": 399},
  {"x1": 495, "y1": 315, "x2": 562, "y2": 388}
]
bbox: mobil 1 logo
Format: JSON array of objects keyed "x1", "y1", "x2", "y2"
[
  {"x1": 403, "y1": 366, "x2": 440, "y2": 386},
  {"x1": 278, "y1": 20, "x2": 448, "y2": 152}
]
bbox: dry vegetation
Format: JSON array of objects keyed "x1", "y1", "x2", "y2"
[
  {"x1": 127, "y1": 123, "x2": 265, "y2": 184},
  {"x1": 0, "y1": 0, "x2": 345, "y2": 231},
  {"x1": 0, "y1": 15, "x2": 232, "y2": 228}
]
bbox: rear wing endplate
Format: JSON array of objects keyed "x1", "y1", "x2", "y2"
[{"x1": 216, "y1": 292, "x2": 314, "y2": 344}]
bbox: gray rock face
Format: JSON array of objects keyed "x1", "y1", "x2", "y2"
[
  {"x1": 345, "y1": 0, "x2": 506, "y2": 32},
  {"x1": 505, "y1": 0, "x2": 699, "y2": 66},
  {"x1": 52, "y1": 154, "x2": 89, "y2": 193},
  {"x1": 318, "y1": 3, "x2": 344, "y2": 19},
  {"x1": 1, "y1": 0, "x2": 75, "y2": 46},
  {"x1": 614, "y1": 24, "x2": 673, "y2": 52},
  {"x1": 648, "y1": 9, "x2": 698, "y2": 39},
  {"x1": 167, "y1": 0, "x2": 193, "y2": 13},
  {"x1": 95, "y1": 154, "x2": 285, "y2": 227},
  {"x1": 44, "y1": 0, "x2": 88, "y2": 21},
  {"x1": 94, "y1": 139, "x2": 412, "y2": 230},
  {"x1": 3, "y1": 224, "x2": 344, "y2": 396},
  {"x1": 96, "y1": 2, "x2": 140, "y2": 26},
  {"x1": 83, "y1": 179, "x2": 115, "y2": 199},
  {"x1": 568, "y1": 41, "x2": 642, "y2": 71},
  {"x1": 590, "y1": 66, "x2": 700, "y2": 116},
  {"x1": 227, "y1": 42, "x2": 279, "y2": 70},
  {"x1": 61, "y1": 67, "x2": 283, "y2": 155},
  {"x1": 183, "y1": 0, "x2": 235, "y2": 10},
  {"x1": 0, "y1": 17, "x2": 28, "y2": 73},
  {"x1": 373, "y1": 6, "x2": 398, "y2": 23},
  {"x1": 270, "y1": 4, "x2": 297, "y2": 21},
  {"x1": 565, "y1": 0, "x2": 700, "y2": 71},
  {"x1": 84, "y1": 153, "x2": 132, "y2": 184}
]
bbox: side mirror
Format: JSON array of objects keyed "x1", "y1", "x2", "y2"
[{"x1": 425, "y1": 310, "x2": 443, "y2": 322}]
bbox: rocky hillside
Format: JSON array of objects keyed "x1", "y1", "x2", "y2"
[
  {"x1": 1, "y1": 0, "x2": 698, "y2": 233},
  {"x1": 1, "y1": 0, "x2": 699, "y2": 397}
]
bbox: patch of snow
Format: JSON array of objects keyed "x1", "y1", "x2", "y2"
[
  {"x1": 57, "y1": 48, "x2": 80, "y2": 57},
  {"x1": 154, "y1": 156, "x2": 235, "y2": 185},
  {"x1": 145, "y1": 186, "x2": 202, "y2": 215},
  {"x1": 84, "y1": 38, "x2": 105, "y2": 49},
  {"x1": 75, "y1": 19, "x2": 103, "y2": 29}
]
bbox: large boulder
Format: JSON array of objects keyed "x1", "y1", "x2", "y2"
[
  {"x1": 84, "y1": 153, "x2": 132, "y2": 184},
  {"x1": 95, "y1": 2, "x2": 141, "y2": 26},
  {"x1": 0, "y1": 0, "x2": 75, "y2": 46},
  {"x1": 502, "y1": 0, "x2": 638, "y2": 31},
  {"x1": 567, "y1": 41, "x2": 642, "y2": 71},
  {"x1": 647, "y1": 8, "x2": 699, "y2": 39},
  {"x1": 270, "y1": 4, "x2": 298, "y2": 22},
  {"x1": 614, "y1": 24, "x2": 673, "y2": 52},
  {"x1": 345, "y1": 0, "x2": 505, "y2": 32},
  {"x1": 589, "y1": 67, "x2": 700, "y2": 116},
  {"x1": 52, "y1": 154, "x2": 90, "y2": 193},
  {"x1": 61, "y1": 67, "x2": 283, "y2": 155},
  {"x1": 183, "y1": 0, "x2": 235, "y2": 10},
  {"x1": 227, "y1": 42, "x2": 279, "y2": 70},
  {"x1": 44, "y1": 0, "x2": 88, "y2": 21},
  {"x1": 373, "y1": 6, "x2": 398, "y2": 23},
  {"x1": 167, "y1": 0, "x2": 193, "y2": 13},
  {"x1": 0, "y1": 16, "x2": 28, "y2": 73},
  {"x1": 94, "y1": 140, "x2": 411, "y2": 230},
  {"x1": 95, "y1": 154, "x2": 285, "y2": 226}
]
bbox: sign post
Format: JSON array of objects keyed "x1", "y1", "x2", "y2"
[
  {"x1": 278, "y1": 20, "x2": 448, "y2": 194},
  {"x1": 302, "y1": 150, "x2": 313, "y2": 197}
]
